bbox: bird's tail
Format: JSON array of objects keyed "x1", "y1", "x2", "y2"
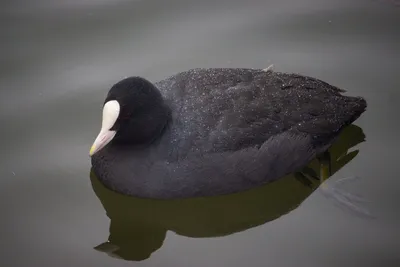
[{"x1": 344, "y1": 96, "x2": 367, "y2": 126}]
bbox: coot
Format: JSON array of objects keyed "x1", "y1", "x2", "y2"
[{"x1": 89, "y1": 67, "x2": 367, "y2": 199}]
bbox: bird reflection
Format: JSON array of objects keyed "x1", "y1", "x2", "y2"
[{"x1": 90, "y1": 124, "x2": 367, "y2": 261}]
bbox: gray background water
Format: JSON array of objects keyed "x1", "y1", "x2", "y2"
[{"x1": 1, "y1": 0, "x2": 399, "y2": 266}]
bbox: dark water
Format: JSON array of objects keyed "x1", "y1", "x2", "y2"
[{"x1": 1, "y1": 0, "x2": 399, "y2": 266}]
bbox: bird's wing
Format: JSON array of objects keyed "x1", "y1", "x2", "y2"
[{"x1": 157, "y1": 68, "x2": 365, "y2": 155}]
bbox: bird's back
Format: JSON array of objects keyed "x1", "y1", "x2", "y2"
[{"x1": 156, "y1": 68, "x2": 366, "y2": 158}]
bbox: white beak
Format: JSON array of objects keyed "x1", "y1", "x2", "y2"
[
  {"x1": 89, "y1": 100, "x2": 120, "y2": 157},
  {"x1": 89, "y1": 129, "x2": 116, "y2": 156}
]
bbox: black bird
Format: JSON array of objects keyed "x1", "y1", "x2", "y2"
[{"x1": 89, "y1": 66, "x2": 367, "y2": 200}]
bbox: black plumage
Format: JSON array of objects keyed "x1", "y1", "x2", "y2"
[{"x1": 91, "y1": 68, "x2": 366, "y2": 199}]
